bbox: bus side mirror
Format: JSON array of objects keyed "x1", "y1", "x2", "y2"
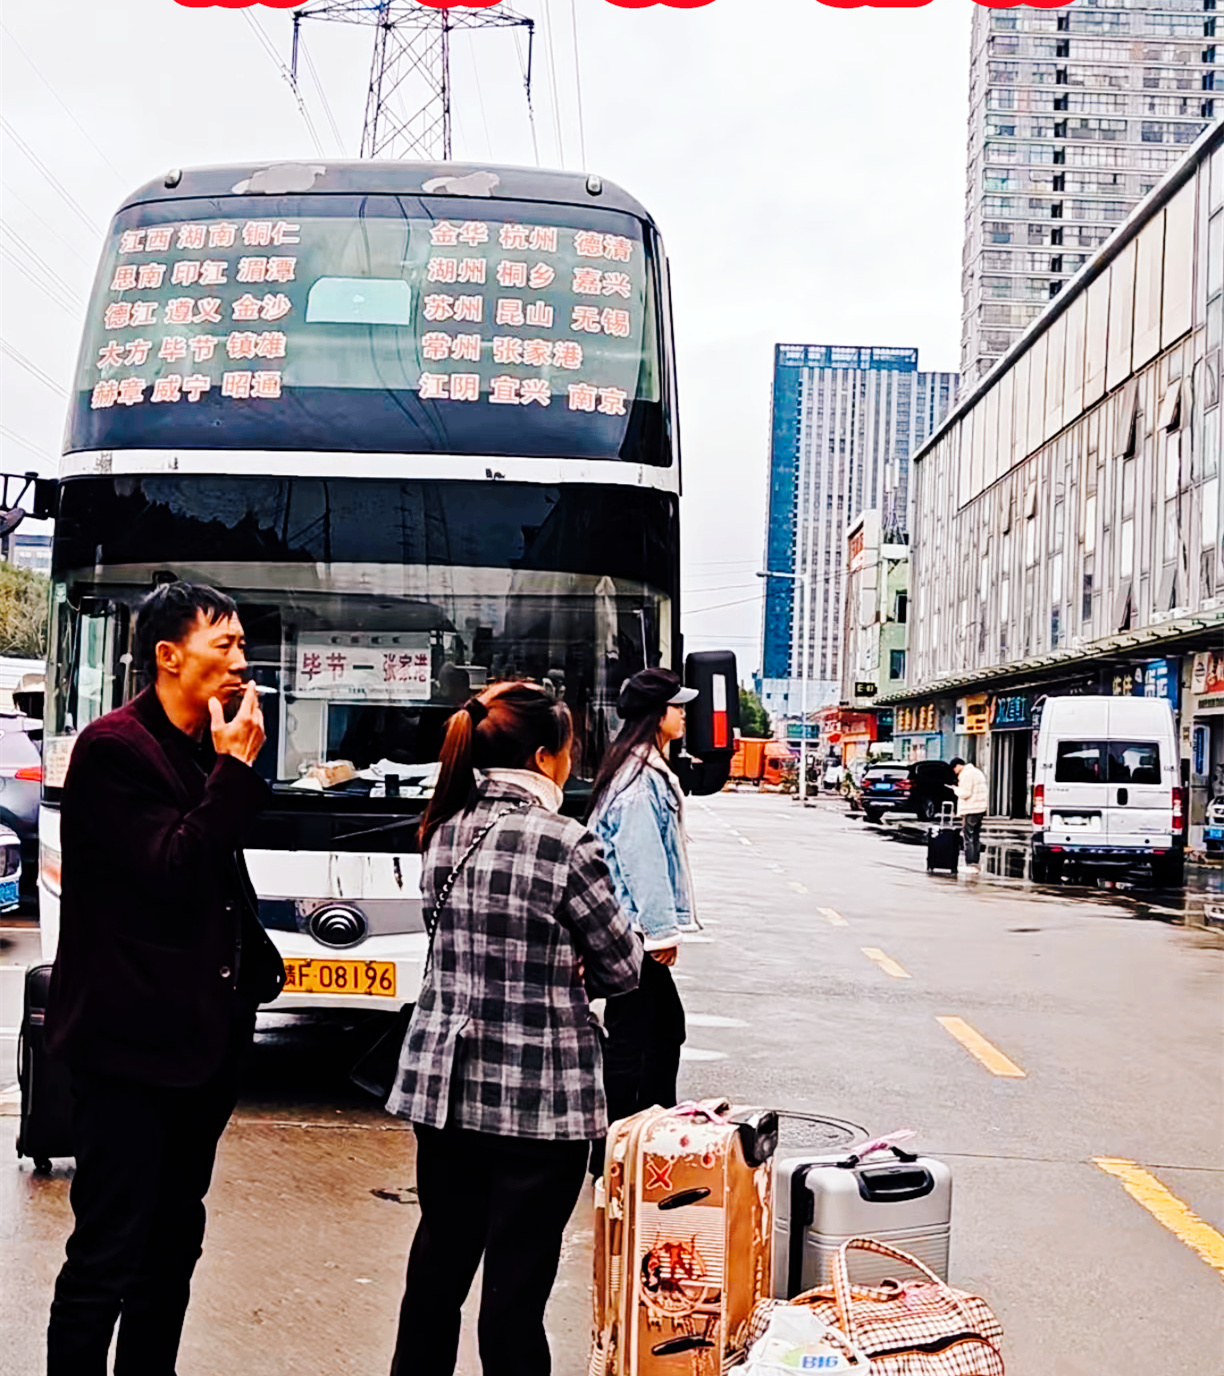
[
  {"x1": 32, "y1": 478, "x2": 59, "y2": 521},
  {"x1": 679, "y1": 651, "x2": 739, "y2": 796}
]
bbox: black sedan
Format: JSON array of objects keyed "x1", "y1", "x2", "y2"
[{"x1": 860, "y1": 759, "x2": 958, "y2": 824}]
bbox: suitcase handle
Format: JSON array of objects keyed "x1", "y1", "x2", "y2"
[{"x1": 856, "y1": 1165, "x2": 935, "y2": 1202}]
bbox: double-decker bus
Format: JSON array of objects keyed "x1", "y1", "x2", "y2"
[{"x1": 37, "y1": 159, "x2": 731, "y2": 1014}]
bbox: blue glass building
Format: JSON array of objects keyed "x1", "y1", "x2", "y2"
[{"x1": 759, "y1": 344, "x2": 957, "y2": 722}]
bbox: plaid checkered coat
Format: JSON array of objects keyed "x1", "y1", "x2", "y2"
[{"x1": 387, "y1": 778, "x2": 643, "y2": 1140}]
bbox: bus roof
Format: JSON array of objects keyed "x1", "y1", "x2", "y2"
[{"x1": 116, "y1": 160, "x2": 659, "y2": 228}]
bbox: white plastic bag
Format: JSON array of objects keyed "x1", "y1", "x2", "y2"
[{"x1": 741, "y1": 1305, "x2": 872, "y2": 1373}]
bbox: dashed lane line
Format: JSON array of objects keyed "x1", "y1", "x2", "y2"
[
  {"x1": 861, "y1": 947, "x2": 911, "y2": 979},
  {"x1": 936, "y1": 1016, "x2": 1026, "y2": 1078},
  {"x1": 818, "y1": 906, "x2": 848, "y2": 927},
  {"x1": 1093, "y1": 1157, "x2": 1224, "y2": 1277},
  {"x1": 686, "y1": 1013, "x2": 749, "y2": 1029},
  {"x1": 788, "y1": 881, "x2": 808, "y2": 894},
  {"x1": 680, "y1": 1046, "x2": 728, "y2": 1062}
]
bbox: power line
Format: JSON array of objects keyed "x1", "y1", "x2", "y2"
[
  {"x1": 1, "y1": 182, "x2": 95, "y2": 269},
  {"x1": 297, "y1": 30, "x2": 346, "y2": 156},
  {"x1": 0, "y1": 220, "x2": 87, "y2": 307},
  {"x1": 466, "y1": 30, "x2": 495, "y2": 159},
  {"x1": 0, "y1": 423, "x2": 55, "y2": 463},
  {"x1": 0, "y1": 244, "x2": 82, "y2": 318},
  {"x1": 0, "y1": 117, "x2": 101, "y2": 236},
  {"x1": 0, "y1": 20, "x2": 127, "y2": 186},
  {"x1": 242, "y1": 10, "x2": 326, "y2": 158},
  {"x1": 513, "y1": 27, "x2": 541, "y2": 165},
  {"x1": 540, "y1": 0, "x2": 566, "y2": 167},
  {"x1": 682, "y1": 592, "x2": 767, "y2": 617},
  {"x1": 569, "y1": 0, "x2": 587, "y2": 169},
  {"x1": 0, "y1": 341, "x2": 68, "y2": 398}
]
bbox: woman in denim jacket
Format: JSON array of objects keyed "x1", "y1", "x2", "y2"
[{"x1": 588, "y1": 668, "x2": 700, "y2": 1147}]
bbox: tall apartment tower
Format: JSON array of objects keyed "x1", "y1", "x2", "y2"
[
  {"x1": 961, "y1": 0, "x2": 1218, "y2": 387},
  {"x1": 758, "y1": 345, "x2": 957, "y2": 723}
]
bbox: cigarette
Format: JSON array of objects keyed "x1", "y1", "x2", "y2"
[{"x1": 248, "y1": 685, "x2": 276, "y2": 696}]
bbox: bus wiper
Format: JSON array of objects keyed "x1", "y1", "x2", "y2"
[{"x1": 334, "y1": 817, "x2": 419, "y2": 843}]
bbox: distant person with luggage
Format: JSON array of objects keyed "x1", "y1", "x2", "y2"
[
  {"x1": 588, "y1": 668, "x2": 700, "y2": 1150},
  {"x1": 44, "y1": 582, "x2": 285, "y2": 1375},
  {"x1": 386, "y1": 682, "x2": 641, "y2": 1376},
  {"x1": 951, "y1": 756, "x2": 988, "y2": 872}
]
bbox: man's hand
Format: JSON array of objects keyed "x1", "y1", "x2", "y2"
[
  {"x1": 209, "y1": 683, "x2": 265, "y2": 766},
  {"x1": 649, "y1": 945, "x2": 678, "y2": 967}
]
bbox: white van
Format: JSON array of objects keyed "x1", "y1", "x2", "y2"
[{"x1": 1032, "y1": 695, "x2": 1184, "y2": 887}]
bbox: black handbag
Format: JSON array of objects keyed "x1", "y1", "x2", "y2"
[{"x1": 348, "y1": 803, "x2": 530, "y2": 1100}]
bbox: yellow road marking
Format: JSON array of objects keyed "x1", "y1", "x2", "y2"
[
  {"x1": 788, "y1": 881, "x2": 808, "y2": 894},
  {"x1": 936, "y1": 1016, "x2": 1026, "y2": 1078},
  {"x1": 1093, "y1": 1158, "x2": 1224, "y2": 1277},
  {"x1": 861, "y1": 947, "x2": 911, "y2": 979}
]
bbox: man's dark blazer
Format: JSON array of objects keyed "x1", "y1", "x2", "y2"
[{"x1": 46, "y1": 687, "x2": 285, "y2": 1087}]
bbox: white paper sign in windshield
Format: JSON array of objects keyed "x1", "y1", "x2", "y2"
[{"x1": 294, "y1": 632, "x2": 431, "y2": 702}]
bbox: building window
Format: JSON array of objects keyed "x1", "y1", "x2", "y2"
[
  {"x1": 895, "y1": 591, "x2": 908, "y2": 624},
  {"x1": 890, "y1": 649, "x2": 906, "y2": 680}
]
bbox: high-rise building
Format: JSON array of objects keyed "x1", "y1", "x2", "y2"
[
  {"x1": 758, "y1": 345, "x2": 957, "y2": 723},
  {"x1": 961, "y1": 0, "x2": 1218, "y2": 387}
]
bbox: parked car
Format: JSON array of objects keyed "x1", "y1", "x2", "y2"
[
  {"x1": 0, "y1": 713, "x2": 42, "y2": 900},
  {"x1": 0, "y1": 823, "x2": 20, "y2": 914},
  {"x1": 1032, "y1": 695, "x2": 1183, "y2": 886},
  {"x1": 822, "y1": 759, "x2": 843, "y2": 789},
  {"x1": 860, "y1": 760, "x2": 958, "y2": 824}
]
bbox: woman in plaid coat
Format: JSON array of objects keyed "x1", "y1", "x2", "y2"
[{"x1": 387, "y1": 681, "x2": 642, "y2": 1376}]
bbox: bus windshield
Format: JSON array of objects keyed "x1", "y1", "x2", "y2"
[
  {"x1": 43, "y1": 476, "x2": 676, "y2": 799},
  {"x1": 66, "y1": 194, "x2": 665, "y2": 464}
]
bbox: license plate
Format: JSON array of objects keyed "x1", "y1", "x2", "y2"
[
  {"x1": 1054, "y1": 814, "x2": 1100, "y2": 830},
  {"x1": 282, "y1": 958, "x2": 396, "y2": 998},
  {"x1": 0, "y1": 877, "x2": 17, "y2": 908},
  {"x1": 1207, "y1": 827, "x2": 1224, "y2": 840}
]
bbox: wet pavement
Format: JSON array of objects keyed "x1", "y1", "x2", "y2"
[{"x1": 2, "y1": 792, "x2": 1222, "y2": 1373}]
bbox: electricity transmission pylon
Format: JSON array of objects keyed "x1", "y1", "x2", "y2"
[{"x1": 291, "y1": 2, "x2": 535, "y2": 162}]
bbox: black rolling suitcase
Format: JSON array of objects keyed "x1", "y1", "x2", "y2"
[
  {"x1": 16, "y1": 964, "x2": 75, "y2": 1171},
  {"x1": 926, "y1": 804, "x2": 961, "y2": 874}
]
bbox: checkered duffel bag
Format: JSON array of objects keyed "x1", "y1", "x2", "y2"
[{"x1": 744, "y1": 1237, "x2": 1004, "y2": 1374}]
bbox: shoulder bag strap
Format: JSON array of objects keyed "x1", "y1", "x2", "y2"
[{"x1": 425, "y1": 801, "x2": 532, "y2": 946}]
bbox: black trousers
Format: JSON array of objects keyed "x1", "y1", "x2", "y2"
[
  {"x1": 46, "y1": 1024, "x2": 250, "y2": 1376},
  {"x1": 963, "y1": 812, "x2": 984, "y2": 865},
  {"x1": 603, "y1": 951, "x2": 685, "y2": 1125},
  {"x1": 589, "y1": 953, "x2": 685, "y2": 1177},
  {"x1": 391, "y1": 1124, "x2": 589, "y2": 1376}
]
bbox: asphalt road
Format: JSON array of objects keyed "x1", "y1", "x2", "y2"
[{"x1": 1, "y1": 791, "x2": 1222, "y2": 1374}]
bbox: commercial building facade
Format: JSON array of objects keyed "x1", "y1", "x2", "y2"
[
  {"x1": 888, "y1": 122, "x2": 1223, "y2": 849},
  {"x1": 961, "y1": 0, "x2": 1218, "y2": 387},
  {"x1": 759, "y1": 345, "x2": 956, "y2": 724},
  {"x1": 840, "y1": 508, "x2": 910, "y2": 725}
]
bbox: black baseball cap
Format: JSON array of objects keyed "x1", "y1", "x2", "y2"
[{"x1": 617, "y1": 668, "x2": 699, "y2": 719}]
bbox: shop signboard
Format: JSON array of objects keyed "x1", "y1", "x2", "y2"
[
  {"x1": 990, "y1": 692, "x2": 1032, "y2": 731},
  {"x1": 895, "y1": 702, "x2": 938, "y2": 735},
  {"x1": 955, "y1": 693, "x2": 989, "y2": 734},
  {"x1": 1110, "y1": 658, "x2": 1179, "y2": 712},
  {"x1": 1191, "y1": 650, "x2": 1224, "y2": 698}
]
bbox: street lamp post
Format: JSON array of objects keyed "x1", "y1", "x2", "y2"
[{"x1": 758, "y1": 568, "x2": 811, "y2": 803}]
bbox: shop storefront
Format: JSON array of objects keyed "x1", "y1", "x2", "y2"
[
  {"x1": 1189, "y1": 651, "x2": 1224, "y2": 854},
  {"x1": 988, "y1": 690, "x2": 1033, "y2": 819},
  {"x1": 894, "y1": 700, "x2": 943, "y2": 763}
]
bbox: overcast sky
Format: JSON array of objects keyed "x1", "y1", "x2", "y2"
[{"x1": 0, "y1": 0, "x2": 971, "y2": 674}]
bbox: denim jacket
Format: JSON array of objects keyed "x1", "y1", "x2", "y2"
[{"x1": 589, "y1": 749, "x2": 698, "y2": 950}]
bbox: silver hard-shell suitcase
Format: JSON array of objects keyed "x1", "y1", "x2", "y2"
[{"x1": 772, "y1": 1140, "x2": 952, "y2": 1296}]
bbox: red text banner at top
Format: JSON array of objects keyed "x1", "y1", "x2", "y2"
[{"x1": 179, "y1": 1, "x2": 1075, "y2": 11}]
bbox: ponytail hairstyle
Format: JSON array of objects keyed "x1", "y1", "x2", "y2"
[{"x1": 418, "y1": 681, "x2": 573, "y2": 848}]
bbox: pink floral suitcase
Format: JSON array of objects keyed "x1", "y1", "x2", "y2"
[{"x1": 591, "y1": 1100, "x2": 778, "y2": 1376}]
